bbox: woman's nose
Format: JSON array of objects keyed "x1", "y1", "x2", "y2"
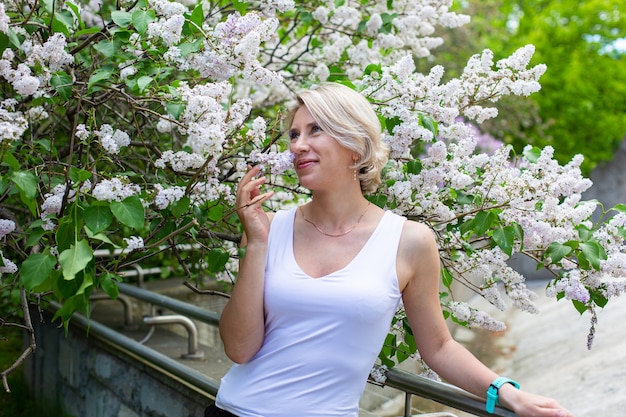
[{"x1": 290, "y1": 135, "x2": 309, "y2": 153}]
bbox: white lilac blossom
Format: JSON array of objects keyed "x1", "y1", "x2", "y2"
[
  {"x1": 92, "y1": 178, "x2": 140, "y2": 202},
  {"x1": 153, "y1": 184, "x2": 186, "y2": 210},
  {"x1": 155, "y1": 150, "x2": 206, "y2": 172},
  {"x1": 0, "y1": 3, "x2": 9, "y2": 34},
  {"x1": 23, "y1": 33, "x2": 73, "y2": 73},
  {"x1": 75, "y1": 124, "x2": 90, "y2": 140},
  {"x1": 447, "y1": 301, "x2": 506, "y2": 331},
  {"x1": 0, "y1": 101, "x2": 27, "y2": 142},
  {"x1": 123, "y1": 236, "x2": 144, "y2": 251},
  {"x1": 246, "y1": 117, "x2": 267, "y2": 146},
  {"x1": 96, "y1": 124, "x2": 131, "y2": 155},
  {"x1": 0, "y1": 251, "x2": 17, "y2": 274},
  {"x1": 248, "y1": 150, "x2": 294, "y2": 175},
  {"x1": 148, "y1": 0, "x2": 187, "y2": 18},
  {"x1": 147, "y1": 14, "x2": 185, "y2": 47},
  {"x1": 189, "y1": 179, "x2": 235, "y2": 206},
  {"x1": 40, "y1": 181, "x2": 92, "y2": 230},
  {"x1": 0, "y1": 219, "x2": 16, "y2": 238}
]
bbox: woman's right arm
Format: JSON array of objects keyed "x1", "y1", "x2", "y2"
[{"x1": 219, "y1": 166, "x2": 274, "y2": 364}]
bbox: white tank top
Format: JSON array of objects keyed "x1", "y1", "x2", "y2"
[{"x1": 216, "y1": 208, "x2": 405, "y2": 417}]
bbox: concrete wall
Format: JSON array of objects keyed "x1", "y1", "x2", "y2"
[{"x1": 23, "y1": 308, "x2": 211, "y2": 417}]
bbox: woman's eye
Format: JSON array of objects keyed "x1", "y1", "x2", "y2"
[
  {"x1": 289, "y1": 131, "x2": 299, "y2": 141},
  {"x1": 311, "y1": 125, "x2": 322, "y2": 134}
]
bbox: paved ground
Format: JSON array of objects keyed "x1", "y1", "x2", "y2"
[{"x1": 467, "y1": 280, "x2": 626, "y2": 417}]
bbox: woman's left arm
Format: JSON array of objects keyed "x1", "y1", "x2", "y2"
[{"x1": 397, "y1": 220, "x2": 572, "y2": 417}]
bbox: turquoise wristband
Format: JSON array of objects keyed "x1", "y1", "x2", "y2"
[{"x1": 486, "y1": 377, "x2": 520, "y2": 414}]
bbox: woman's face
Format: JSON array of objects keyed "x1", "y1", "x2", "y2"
[{"x1": 289, "y1": 106, "x2": 354, "y2": 191}]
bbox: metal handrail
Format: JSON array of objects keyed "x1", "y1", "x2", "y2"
[
  {"x1": 116, "y1": 282, "x2": 221, "y2": 326},
  {"x1": 112, "y1": 282, "x2": 516, "y2": 417},
  {"x1": 143, "y1": 314, "x2": 204, "y2": 360},
  {"x1": 50, "y1": 301, "x2": 220, "y2": 399},
  {"x1": 375, "y1": 366, "x2": 516, "y2": 417}
]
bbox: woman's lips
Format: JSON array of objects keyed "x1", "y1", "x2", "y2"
[{"x1": 296, "y1": 159, "x2": 316, "y2": 169}]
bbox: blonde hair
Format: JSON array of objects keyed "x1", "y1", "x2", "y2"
[{"x1": 284, "y1": 83, "x2": 389, "y2": 195}]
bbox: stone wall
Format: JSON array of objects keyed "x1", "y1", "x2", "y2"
[{"x1": 23, "y1": 308, "x2": 212, "y2": 417}]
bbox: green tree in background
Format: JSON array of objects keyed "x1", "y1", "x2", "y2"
[{"x1": 425, "y1": 0, "x2": 626, "y2": 173}]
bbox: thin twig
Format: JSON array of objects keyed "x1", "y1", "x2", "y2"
[{"x1": 1, "y1": 287, "x2": 37, "y2": 393}]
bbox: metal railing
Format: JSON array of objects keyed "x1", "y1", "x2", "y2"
[{"x1": 80, "y1": 282, "x2": 517, "y2": 416}]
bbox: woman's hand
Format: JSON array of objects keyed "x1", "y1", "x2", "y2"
[
  {"x1": 235, "y1": 165, "x2": 274, "y2": 244},
  {"x1": 499, "y1": 384, "x2": 573, "y2": 417}
]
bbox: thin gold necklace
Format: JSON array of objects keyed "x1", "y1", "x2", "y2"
[{"x1": 299, "y1": 202, "x2": 371, "y2": 238}]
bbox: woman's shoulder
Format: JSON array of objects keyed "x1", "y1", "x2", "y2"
[{"x1": 398, "y1": 218, "x2": 438, "y2": 253}]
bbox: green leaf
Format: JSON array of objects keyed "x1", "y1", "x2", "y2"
[
  {"x1": 207, "y1": 203, "x2": 224, "y2": 222},
  {"x1": 613, "y1": 203, "x2": 626, "y2": 213},
  {"x1": 59, "y1": 239, "x2": 94, "y2": 281},
  {"x1": 231, "y1": 0, "x2": 249, "y2": 14},
  {"x1": 590, "y1": 290, "x2": 608, "y2": 308},
  {"x1": 368, "y1": 194, "x2": 388, "y2": 209},
  {"x1": 406, "y1": 159, "x2": 422, "y2": 175},
  {"x1": 207, "y1": 248, "x2": 230, "y2": 273},
  {"x1": 20, "y1": 253, "x2": 57, "y2": 291},
  {"x1": 165, "y1": 103, "x2": 185, "y2": 119},
  {"x1": 110, "y1": 196, "x2": 145, "y2": 229},
  {"x1": 571, "y1": 300, "x2": 587, "y2": 315},
  {"x1": 52, "y1": 293, "x2": 89, "y2": 330},
  {"x1": 84, "y1": 204, "x2": 113, "y2": 234},
  {"x1": 493, "y1": 226, "x2": 515, "y2": 256},
  {"x1": 111, "y1": 10, "x2": 132, "y2": 28},
  {"x1": 52, "y1": 10, "x2": 75, "y2": 36},
  {"x1": 178, "y1": 39, "x2": 203, "y2": 56},
  {"x1": 580, "y1": 241, "x2": 607, "y2": 271},
  {"x1": 418, "y1": 113, "x2": 438, "y2": 137},
  {"x1": 93, "y1": 39, "x2": 121, "y2": 58},
  {"x1": 50, "y1": 71, "x2": 73, "y2": 101},
  {"x1": 136, "y1": 75, "x2": 153, "y2": 93},
  {"x1": 25, "y1": 227, "x2": 46, "y2": 248},
  {"x1": 11, "y1": 171, "x2": 38, "y2": 199},
  {"x1": 474, "y1": 211, "x2": 497, "y2": 236},
  {"x1": 100, "y1": 273, "x2": 120, "y2": 299},
  {"x1": 441, "y1": 268, "x2": 453, "y2": 289},
  {"x1": 170, "y1": 196, "x2": 190, "y2": 217},
  {"x1": 69, "y1": 167, "x2": 92, "y2": 183},
  {"x1": 56, "y1": 220, "x2": 75, "y2": 252},
  {"x1": 188, "y1": 3, "x2": 204, "y2": 27},
  {"x1": 523, "y1": 146, "x2": 541, "y2": 163},
  {"x1": 84, "y1": 225, "x2": 119, "y2": 248},
  {"x1": 544, "y1": 242, "x2": 573, "y2": 264},
  {"x1": 132, "y1": 10, "x2": 156, "y2": 35},
  {"x1": 88, "y1": 66, "x2": 115, "y2": 91},
  {"x1": 363, "y1": 63, "x2": 382, "y2": 76},
  {"x1": 2, "y1": 150, "x2": 20, "y2": 171},
  {"x1": 383, "y1": 116, "x2": 402, "y2": 135}
]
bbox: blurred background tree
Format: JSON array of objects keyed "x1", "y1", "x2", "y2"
[{"x1": 417, "y1": 0, "x2": 626, "y2": 174}]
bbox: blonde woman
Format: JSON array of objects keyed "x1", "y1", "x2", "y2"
[{"x1": 207, "y1": 83, "x2": 572, "y2": 417}]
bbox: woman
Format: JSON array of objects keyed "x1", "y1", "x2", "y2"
[{"x1": 207, "y1": 83, "x2": 572, "y2": 417}]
